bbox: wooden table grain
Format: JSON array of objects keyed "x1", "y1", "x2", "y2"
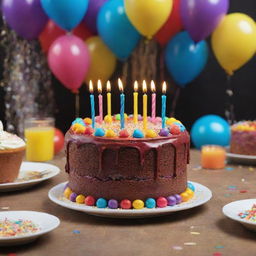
[{"x1": 1, "y1": 150, "x2": 255, "y2": 256}]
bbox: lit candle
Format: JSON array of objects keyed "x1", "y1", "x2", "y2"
[
  {"x1": 133, "y1": 81, "x2": 139, "y2": 124},
  {"x1": 161, "y1": 82, "x2": 167, "y2": 129},
  {"x1": 106, "y1": 81, "x2": 111, "y2": 117},
  {"x1": 201, "y1": 145, "x2": 226, "y2": 169},
  {"x1": 151, "y1": 80, "x2": 156, "y2": 121},
  {"x1": 97, "y1": 80, "x2": 103, "y2": 123},
  {"x1": 118, "y1": 78, "x2": 125, "y2": 129},
  {"x1": 142, "y1": 80, "x2": 148, "y2": 130},
  {"x1": 89, "y1": 80, "x2": 95, "y2": 128}
]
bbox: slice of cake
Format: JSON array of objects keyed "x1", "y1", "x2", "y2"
[
  {"x1": 230, "y1": 121, "x2": 256, "y2": 155},
  {"x1": 64, "y1": 116, "x2": 193, "y2": 209}
]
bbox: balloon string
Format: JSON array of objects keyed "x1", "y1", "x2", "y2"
[
  {"x1": 225, "y1": 75, "x2": 235, "y2": 124},
  {"x1": 75, "y1": 92, "x2": 80, "y2": 117},
  {"x1": 170, "y1": 86, "x2": 180, "y2": 118}
]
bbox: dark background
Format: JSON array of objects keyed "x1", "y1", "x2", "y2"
[{"x1": 0, "y1": 0, "x2": 255, "y2": 133}]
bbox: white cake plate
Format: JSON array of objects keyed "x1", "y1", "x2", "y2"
[{"x1": 48, "y1": 181, "x2": 212, "y2": 218}]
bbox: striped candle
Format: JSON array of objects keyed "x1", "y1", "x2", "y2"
[{"x1": 151, "y1": 80, "x2": 156, "y2": 121}]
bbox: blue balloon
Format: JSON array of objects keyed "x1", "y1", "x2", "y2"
[
  {"x1": 97, "y1": 0, "x2": 141, "y2": 60},
  {"x1": 191, "y1": 115, "x2": 230, "y2": 149},
  {"x1": 41, "y1": 0, "x2": 89, "y2": 31},
  {"x1": 165, "y1": 31, "x2": 209, "y2": 87}
]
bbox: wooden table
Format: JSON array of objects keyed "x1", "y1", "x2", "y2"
[{"x1": 1, "y1": 150, "x2": 255, "y2": 255}]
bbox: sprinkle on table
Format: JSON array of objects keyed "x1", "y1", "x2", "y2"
[
  {"x1": 0, "y1": 218, "x2": 40, "y2": 237},
  {"x1": 238, "y1": 204, "x2": 256, "y2": 222}
]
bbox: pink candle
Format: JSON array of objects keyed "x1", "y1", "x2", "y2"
[
  {"x1": 151, "y1": 81, "x2": 156, "y2": 121},
  {"x1": 97, "y1": 80, "x2": 103, "y2": 123}
]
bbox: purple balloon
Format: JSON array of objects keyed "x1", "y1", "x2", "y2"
[
  {"x1": 181, "y1": 0, "x2": 229, "y2": 42},
  {"x1": 83, "y1": 0, "x2": 107, "y2": 34},
  {"x1": 2, "y1": 0, "x2": 48, "y2": 40}
]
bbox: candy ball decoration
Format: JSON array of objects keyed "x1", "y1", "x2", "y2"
[
  {"x1": 76, "y1": 195, "x2": 86, "y2": 204},
  {"x1": 159, "y1": 128, "x2": 169, "y2": 137},
  {"x1": 167, "y1": 196, "x2": 177, "y2": 206},
  {"x1": 133, "y1": 199, "x2": 144, "y2": 209},
  {"x1": 169, "y1": 125, "x2": 181, "y2": 135},
  {"x1": 94, "y1": 128, "x2": 105, "y2": 137},
  {"x1": 145, "y1": 198, "x2": 156, "y2": 209},
  {"x1": 108, "y1": 199, "x2": 119, "y2": 209},
  {"x1": 180, "y1": 191, "x2": 190, "y2": 202},
  {"x1": 187, "y1": 182, "x2": 195, "y2": 192},
  {"x1": 54, "y1": 128, "x2": 65, "y2": 154},
  {"x1": 120, "y1": 199, "x2": 132, "y2": 209},
  {"x1": 191, "y1": 115, "x2": 230, "y2": 149},
  {"x1": 133, "y1": 129, "x2": 144, "y2": 138},
  {"x1": 119, "y1": 129, "x2": 129, "y2": 138},
  {"x1": 157, "y1": 197, "x2": 168, "y2": 208},
  {"x1": 85, "y1": 196, "x2": 95, "y2": 206},
  {"x1": 85, "y1": 127, "x2": 94, "y2": 135},
  {"x1": 105, "y1": 129, "x2": 116, "y2": 138},
  {"x1": 96, "y1": 198, "x2": 107, "y2": 208},
  {"x1": 174, "y1": 194, "x2": 182, "y2": 204},
  {"x1": 70, "y1": 192, "x2": 78, "y2": 202},
  {"x1": 64, "y1": 187, "x2": 72, "y2": 199}
]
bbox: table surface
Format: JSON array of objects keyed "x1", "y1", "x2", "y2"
[{"x1": 1, "y1": 150, "x2": 255, "y2": 256}]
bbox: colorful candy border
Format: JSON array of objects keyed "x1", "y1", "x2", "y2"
[{"x1": 63, "y1": 182, "x2": 195, "y2": 210}]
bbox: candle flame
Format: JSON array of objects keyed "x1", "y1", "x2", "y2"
[
  {"x1": 89, "y1": 80, "x2": 93, "y2": 93},
  {"x1": 118, "y1": 78, "x2": 124, "y2": 93},
  {"x1": 142, "y1": 80, "x2": 147, "y2": 93},
  {"x1": 97, "y1": 80, "x2": 102, "y2": 94},
  {"x1": 106, "y1": 81, "x2": 111, "y2": 92},
  {"x1": 150, "y1": 80, "x2": 156, "y2": 93},
  {"x1": 134, "y1": 81, "x2": 138, "y2": 92},
  {"x1": 162, "y1": 81, "x2": 167, "y2": 94}
]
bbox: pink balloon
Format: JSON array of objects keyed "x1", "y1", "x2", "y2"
[{"x1": 48, "y1": 35, "x2": 90, "y2": 92}]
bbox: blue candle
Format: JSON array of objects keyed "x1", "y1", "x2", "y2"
[
  {"x1": 89, "y1": 81, "x2": 95, "y2": 128},
  {"x1": 161, "y1": 82, "x2": 167, "y2": 129},
  {"x1": 118, "y1": 79, "x2": 125, "y2": 129}
]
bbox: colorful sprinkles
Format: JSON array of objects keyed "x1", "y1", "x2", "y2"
[
  {"x1": 63, "y1": 183, "x2": 195, "y2": 210},
  {"x1": 0, "y1": 218, "x2": 40, "y2": 237},
  {"x1": 238, "y1": 204, "x2": 256, "y2": 222},
  {"x1": 70, "y1": 115, "x2": 186, "y2": 138}
]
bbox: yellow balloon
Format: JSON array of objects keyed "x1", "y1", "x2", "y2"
[
  {"x1": 212, "y1": 13, "x2": 256, "y2": 75},
  {"x1": 85, "y1": 36, "x2": 117, "y2": 84},
  {"x1": 125, "y1": 0, "x2": 173, "y2": 39}
]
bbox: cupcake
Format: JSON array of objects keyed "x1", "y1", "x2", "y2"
[{"x1": 0, "y1": 121, "x2": 26, "y2": 183}]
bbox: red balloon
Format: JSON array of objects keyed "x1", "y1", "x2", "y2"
[
  {"x1": 39, "y1": 20, "x2": 93, "y2": 53},
  {"x1": 155, "y1": 0, "x2": 183, "y2": 46},
  {"x1": 54, "y1": 128, "x2": 65, "y2": 154}
]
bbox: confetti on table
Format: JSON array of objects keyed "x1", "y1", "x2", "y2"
[
  {"x1": 239, "y1": 190, "x2": 248, "y2": 193},
  {"x1": 0, "y1": 218, "x2": 40, "y2": 237},
  {"x1": 238, "y1": 204, "x2": 256, "y2": 222},
  {"x1": 213, "y1": 253, "x2": 222, "y2": 256},
  {"x1": 215, "y1": 245, "x2": 225, "y2": 249},
  {"x1": 228, "y1": 185, "x2": 237, "y2": 190},
  {"x1": 190, "y1": 231, "x2": 200, "y2": 235},
  {"x1": 72, "y1": 230, "x2": 80, "y2": 234},
  {"x1": 184, "y1": 242, "x2": 197, "y2": 246},
  {"x1": 172, "y1": 246, "x2": 183, "y2": 250},
  {"x1": 225, "y1": 167, "x2": 234, "y2": 171}
]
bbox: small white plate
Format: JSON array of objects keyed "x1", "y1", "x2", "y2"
[
  {"x1": 0, "y1": 162, "x2": 60, "y2": 192},
  {"x1": 226, "y1": 150, "x2": 256, "y2": 165},
  {"x1": 0, "y1": 211, "x2": 60, "y2": 246},
  {"x1": 48, "y1": 181, "x2": 212, "y2": 218},
  {"x1": 223, "y1": 199, "x2": 256, "y2": 231}
]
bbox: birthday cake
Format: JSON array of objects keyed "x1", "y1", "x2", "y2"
[
  {"x1": 64, "y1": 116, "x2": 193, "y2": 209},
  {"x1": 230, "y1": 121, "x2": 256, "y2": 155}
]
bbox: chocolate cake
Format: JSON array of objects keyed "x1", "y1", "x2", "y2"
[
  {"x1": 65, "y1": 117, "x2": 190, "y2": 202},
  {"x1": 230, "y1": 121, "x2": 256, "y2": 155}
]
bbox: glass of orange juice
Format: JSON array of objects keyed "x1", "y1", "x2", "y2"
[{"x1": 24, "y1": 118, "x2": 54, "y2": 162}]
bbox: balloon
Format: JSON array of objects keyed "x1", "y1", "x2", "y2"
[
  {"x1": 155, "y1": 0, "x2": 183, "y2": 46},
  {"x1": 41, "y1": 0, "x2": 89, "y2": 31},
  {"x1": 48, "y1": 35, "x2": 90, "y2": 92},
  {"x1": 54, "y1": 128, "x2": 65, "y2": 154},
  {"x1": 124, "y1": 0, "x2": 173, "y2": 39},
  {"x1": 191, "y1": 115, "x2": 230, "y2": 149},
  {"x1": 40, "y1": 20, "x2": 93, "y2": 53},
  {"x1": 181, "y1": 0, "x2": 229, "y2": 42},
  {"x1": 85, "y1": 36, "x2": 117, "y2": 84},
  {"x1": 83, "y1": 0, "x2": 108, "y2": 34},
  {"x1": 211, "y1": 13, "x2": 256, "y2": 76},
  {"x1": 165, "y1": 32, "x2": 209, "y2": 87},
  {"x1": 2, "y1": 0, "x2": 48, "y2": 40},
  {"x1": 98, "y1": 0, "x2": 140, "y2": 60}
]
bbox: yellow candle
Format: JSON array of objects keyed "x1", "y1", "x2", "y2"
[
  {"x1": 201, "y1": 145, "x2": 226, "y2": 169},
  {"x1": 133, "y1": 81, "x2": 138, "y2": 124},
  {"x1": 142, "y1": 80, "x2": 147, "y2": 130},
  {"x1": 106, "y1": 81, "x2": 111, "y2": 117},
  {"x1": 25, "y1": 127, "x2": 54, "y2": 162}
]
